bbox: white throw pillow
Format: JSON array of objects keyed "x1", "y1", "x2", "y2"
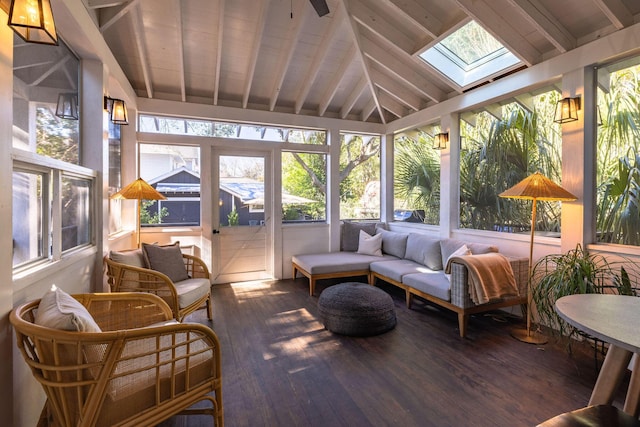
[
  {"x1": 356, "y1": 230, "x2": 383, "y2": 256},
  {"x1": 446, "y1": 243, "x2": 471, "y2": 267},
  {"x1": 34, "y1": 285, "x2": 101, "y2": 332}
]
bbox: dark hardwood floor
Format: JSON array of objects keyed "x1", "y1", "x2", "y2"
[{"x1": 160, "y1": 278, "x2": 626, "y2": 427}]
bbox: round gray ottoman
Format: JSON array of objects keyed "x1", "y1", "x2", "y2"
[{"x1": 318, "y1": 282, "x2": 396, "y2": 336}]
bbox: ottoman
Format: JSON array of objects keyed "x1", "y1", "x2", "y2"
[{"x1": 318, "y1": 282, "x2": 396, "y2": 336}]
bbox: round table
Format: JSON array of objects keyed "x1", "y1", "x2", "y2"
[{"x1": 555, "y1": 294, "x2": 640, "y2": 416}]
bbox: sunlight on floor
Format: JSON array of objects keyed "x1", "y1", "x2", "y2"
[{"x1": 228, "y1": 280, "x2": 288, "y2": 300}]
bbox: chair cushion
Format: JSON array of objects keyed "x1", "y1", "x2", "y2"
[
  {"x1": 142, "y1": 242, "x2": 189, "y2": 282},
  {"x1": 35, "y1": 285, "x2": 101, "y2": 332},
  {"x1": 175, "y1": 278, "x2": 211, "y2": 309},
  {"x1": 109, "y1": 249, "x2": 145, "y2": 268}
]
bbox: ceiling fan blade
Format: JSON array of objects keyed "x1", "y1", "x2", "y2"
[{"x1": 309, "y1": 0, "x2": 330, "y2": 17}]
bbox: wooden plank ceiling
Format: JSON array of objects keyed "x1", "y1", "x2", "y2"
[{"x1": 84, "y1": 0, "x2": 640, "y2": 124}]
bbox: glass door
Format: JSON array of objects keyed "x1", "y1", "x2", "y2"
[{"x1": 211, "y1": 151, "x2": 272, "y2": 283}]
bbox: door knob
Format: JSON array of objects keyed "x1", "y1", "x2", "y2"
[{"x1": 212, "y1": 229, "x2": 220, "y2": 234}]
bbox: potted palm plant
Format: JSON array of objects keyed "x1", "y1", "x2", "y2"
[{"x1": 531, "y1": 244, "x2": 637, "y2": 338}]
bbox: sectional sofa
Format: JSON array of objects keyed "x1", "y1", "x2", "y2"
[{"x1": 292, "y1": 222, "x2": 528, "y2": 337}]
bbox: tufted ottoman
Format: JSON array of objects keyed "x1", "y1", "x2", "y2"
[{"x1": 318, "y1": 282, "x2": 396, "y2": 336}]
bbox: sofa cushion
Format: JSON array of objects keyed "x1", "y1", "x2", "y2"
[
  {"x1": 468, "y1": 242, "x2": 499, "y2": 255},
  {"x1": 405, "y1": 233, "x2": 443, "y2": 270},
  {"x1": 292, "y1": 252, "x2": 396, "y2": 275},
  {"x1": 370, "y1": 259, "x2": 425, "y2": 283},
  {"x1": 445, "y1": 244, "x2": 471, "y2": 270},
  {"x1": 142, "y1": 242, "x2": 189, "y2": 282},
  {"x1": 376, "y1": 229, "x2": 409, "y2": 258},
  {"x1": 356, "y1": 230, "x2": 383, "y2": 256},
  {"x1": 35, "y1": 285, "x2": 101, "y2": 332},
  {"x1": 341, "y1": 222, "x2": 378, "y2": 252},
  {"x1": 402, "y1": 272, "x2": 451, "y2": 301}
]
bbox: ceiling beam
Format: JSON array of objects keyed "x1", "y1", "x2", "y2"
[
  {"x1": 318, "y1": 46, "x2": 355, "y2": 116},
  {"x1": 99, "y1": 0, "x2": 138, "y2": 33},
  {"x1": 213, "y1": 0, "x2": 225, "y2": 105},
  {"x1": 29, "y1": 56, "x2": 70, "y2": 86},
  {"x1": 348, "y1": 0, "x2": 419, "y2": 55},
  {"x1": 132, "y1": 4, "x2": 153, "y2": 98},
  {"x1": 340, "y1": 0, "x2": 386, "y2": 124},
  {"x1": 379, "y1": 0, "x2": 442, "y2": 39},
  {"x1": 87, "y1": 0, "x2": 128, "y2": 9},
  {"x1": 340, "y1": 77, "x2": 367, "y2": 118},
  {"x1": 370, "y1": 65, "x2": 421, "y2": 111},
  {"x1": 242, "y1": 0, "x2": 271, "y2": 109},
  {"x1": 174, "y1": 0, "x2": 186, "y2": 102},
  {"x1": 592, "y1": 0, "x2": 633, "y2": 29},
  {"x1": 361, "y1": 34, "x2": 445, "y2": 102},
  {"x1": 505, "y1": 0, "x2": 576, "y2": 53},
  {"x1": 269, "y1": 1, "x2": 308, "y2": 111},
  {"x1": 360, "y1": 98, "x2": 377, "y2": 122},
  {"x1": 378, "y1": 91, "x2": 405, "y2": 118},
  {"x1": 294, "y1": 4, "x2": 343, "y2": 114},
  {"x1": 453, "y1": 0, "x2": 541, "y2": 66}
]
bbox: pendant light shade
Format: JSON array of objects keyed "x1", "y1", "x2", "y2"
[
  {"x1": 55, "y1": 93, "x2": 78, "y2": 120},
  {"x1": 8, "y1": 0, "x2": 58, "y2": 45}
]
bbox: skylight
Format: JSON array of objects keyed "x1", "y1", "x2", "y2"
[{"x1": 419, "y1": 21, "x2": 522, "y2": 90}]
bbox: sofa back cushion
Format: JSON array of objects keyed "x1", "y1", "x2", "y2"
[
  {"x1": 376, "y1": 229, "x2": 409, "y2": 258},
  {"x1": 440, "y1": 238, "x2": 499, "y2": 268},
  {"x1": 405, "y1": 233, "x2": 443, "y2": 270},
  {"x1": 341, "y1": 222, "x2": 379, "y2": 251}
]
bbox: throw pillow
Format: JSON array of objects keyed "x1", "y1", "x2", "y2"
[
  {"x1": 445, "y1": 244, "x2": 471, "y2": 270},
  {"x1": 141, "y1": 242, "x2": 189, "y2": 282},
  {"x1": 356, "y1": 230, "x2": 383, "y2": 256},
  {"x1": 109, "y1": 249, "x2": 145, "y2": 268},
  {"x1": 439, "y1": 238, "x2": 467, "y2": 269},
  {"x1": 341, "y1": 222, "x2": 378, "y2": 251},
  {"x1": 35, "y1": 285, "x2": 101, "y2": 332}
]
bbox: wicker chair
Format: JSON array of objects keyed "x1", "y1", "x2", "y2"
[
  {"x1": 105, "y1": 251, "x2": 213, "y2": 322},
  {"x1": 10, "y1": 292, "x2": 223, "y2": 427}
]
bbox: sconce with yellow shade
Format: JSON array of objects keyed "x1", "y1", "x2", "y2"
[
  {"x1": 433, "y1": 132, "x2": 449, "y2": 150},
  {"x1": 554, "y1": 97, "x2": 581, "y2": 124},
  {"x1": 104, "y1": 96, "x2": 129, "y2": 125},
  {"x1": 8, "y1": 0, "x2": 58, "y2": 45}
]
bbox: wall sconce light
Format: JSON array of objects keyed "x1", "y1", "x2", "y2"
[
  {"x1": 104, "y1": 96, "x2": 129, "y2": 125},
  {"x1": 55, "y1": 93, "x2": 78, "y2": 120},
  {"x1": 554, "y1": 97, "x2": 581, "y2": 124},
  {"x1": 8, "y1": 0, "x2": 58, "y2": 45},
  {"x1": 433, "y1": 132, "x2": 449, "y2": 150}
]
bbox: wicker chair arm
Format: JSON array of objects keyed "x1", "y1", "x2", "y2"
[{"x1": 182, "y1": 253, "x2": 211, "y2": 279}]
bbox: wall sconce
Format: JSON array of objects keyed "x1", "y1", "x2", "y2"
[
  {"x1": 104, "y1": 96, "x2": 129, "y2": 125},
  {"x1": 433, "y1": 132, "x2": 449, "y2": 150},
  {"x1": 8, "y1": 0, "x2": 58, "y2": 45},
  {"x1": 554, "y1": 97, "x2": 581, "y2": 124},
  {"x1": 55, "y1": 93, "x2": 78, "y2": 120}
]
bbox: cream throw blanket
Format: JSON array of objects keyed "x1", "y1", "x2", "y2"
[{"x1": 446, "y1": 253, "x2": 519, "y2": 304}]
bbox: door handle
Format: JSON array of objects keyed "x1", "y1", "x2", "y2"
[{"x1": 212, "y1": 229, "x2": 220, "y2": 234}]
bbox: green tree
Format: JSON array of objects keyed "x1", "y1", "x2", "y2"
[{"x1": 140, "y1": 200, "x2": 168, "y2": 224}]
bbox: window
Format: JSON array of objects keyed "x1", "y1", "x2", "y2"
[
  {"x1": 340, "y1": 134, "x2": 381, "y2": 220},
  {"x1": 13, "y1": 157, "x2": 95, "y2": 270},
  {"x1": 13, "y1": 35, "x2": 80, "y2": 162},
  {"x1": 419, "y1": 20, "x2": 522, "y2": 90},
  {"x1": 139, "y1": 144, "x2": 201, "y2": 226},
  {"x1": 459, "y1": 89, "x2": 562, "y2": 233},
  {"x1": 282, "y1": 151, "x2": 327, "y2": 222},
  {"x1": 393, "y1": 128, "x2": 441, "y2": 225},
  {"x1": 12, "y1": 169, "x2": 46, "y2": 267},
  {"x1": 596, "y1": 58, "x2": 640, "y2": 245},
  {"x1": 138, "y1": 114, "x2": 326, "y2": 144}
]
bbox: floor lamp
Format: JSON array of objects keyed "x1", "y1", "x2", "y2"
[
  {"x1": 499, "y1": 171, "x2": 577, "y2": 344},
  {"x1": 111, "y1": 177, "x2": 166, "y2": 247}
]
